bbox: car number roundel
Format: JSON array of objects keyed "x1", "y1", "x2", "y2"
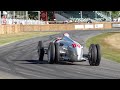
[{"x1": 72, "y1": 43, "x2": 80, "y2": 48}]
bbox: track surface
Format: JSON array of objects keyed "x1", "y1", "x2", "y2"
[{"x1": 0, "y1": 29, "x2": 120, "y2": 79}]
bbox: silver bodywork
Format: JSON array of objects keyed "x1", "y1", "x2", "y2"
[{"x1": 51, "y1": 35, "x2": 86, "y2": 62}]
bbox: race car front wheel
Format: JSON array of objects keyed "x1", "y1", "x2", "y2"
[
  {"x1": 48, "y1": 42, "x2": 55, "y2": 64},
  {"x1": 95, "y1": 44, "x2": 101, "y2": 66},
  {"x1": 88, "y1": 44, "x2": 101, "y2": 66},
  {"x1": 38, "y1": 41, "x2": 44, "y2": 61},
  {"x1": 54, "y1": 43, "x2": 59, "y2": 63},
  {"x1": 88, "y1": 44, "x2": 97, "y2": 66}
]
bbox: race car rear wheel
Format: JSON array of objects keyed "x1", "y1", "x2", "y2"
[
  {"x1": 95, "y1": 44, "x2": 101, "y2": 66},
  {"x1": 54, "y1": 43, "x2": 59, "y2": 63},
  {"x1": 48, "y1": 42, "x2": 55, "y2": 64},
  {"x1": 88, "y1": 44, "x2": 97, "y2": 66},
  {"x1": 38, "y1": 41, "x2": 44, "y2": 61}
]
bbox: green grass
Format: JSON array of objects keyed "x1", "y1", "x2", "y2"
[
  {"x1": 86, "y1": 32, "x2": 120, "y2": 63},
  {"x1": 0, "y1": 31, "x2": 60, "y2": 46}
]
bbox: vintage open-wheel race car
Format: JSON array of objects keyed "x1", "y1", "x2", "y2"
[{"x1": 38, "y1": 33, "x2": 101, "y2": 66}]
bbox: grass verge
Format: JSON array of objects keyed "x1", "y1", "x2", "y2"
[
  {"x1": 86, "y1": 32, "x2": 120, "y2": 63},
  {"x1": 0, "y1": 31, "x2": 60, "y2": 46}
]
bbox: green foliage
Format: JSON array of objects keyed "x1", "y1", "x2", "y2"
[
  {"x1": 100, "y1": 11, "x2": 120, "y2": 18},
  {"x1": 111, "y1": 11, "x2": 120, "y2": 18}
]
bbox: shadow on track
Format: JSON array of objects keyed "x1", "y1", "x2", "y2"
[
  {"x1": 13, "y1": 59, "x2": 90, "y2": 66},
  {"x1": 57, "y1": 61, "x2": 90, "y2": 66},
  {"x1": 13, "y1": 60, "x2": 48, "y2": 64}
]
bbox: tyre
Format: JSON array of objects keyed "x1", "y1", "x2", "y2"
[
  {"x1": 88, "y1": 44, "x2": 97, "y2": 66},
  {"x1": 54, "y1": 43, "x2": 59, "y2": 63},
  {"x1": 38, "y1": 41, "x2": 44, "y2": 61},
  {"x1": 95, "y1": 44, "x2": 101, "y2": 66},
  {"x1": 48, "y1": 42, "x2": 55, "y2": 64}
]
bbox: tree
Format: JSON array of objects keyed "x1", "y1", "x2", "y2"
[{"x1": 111, "y1": 11, "x2": 120, "y2": 18}]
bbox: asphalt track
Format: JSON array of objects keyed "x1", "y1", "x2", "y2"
[{"x1": 0, "y1": 29, "x2": 120, "y2": 79}]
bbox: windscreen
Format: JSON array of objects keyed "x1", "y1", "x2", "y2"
[{"x1": 62, "y1": 36, "x2": 73, "y2": 42}]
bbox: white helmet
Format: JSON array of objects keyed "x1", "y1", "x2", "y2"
[{"x1": 63, "y1": 33, "x2": 70, "y2": 37}]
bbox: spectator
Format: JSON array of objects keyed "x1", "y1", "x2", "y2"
[
  {"x1": 102, "y1": 18, "x2": 106, "y2": 21},
  {"x1": 87, "y1": 20, "x2": 92, "y2": 23}
]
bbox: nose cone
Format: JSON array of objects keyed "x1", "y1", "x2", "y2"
[
  {"x1": 70, "y1": 47, "x2": 81, "y2": 61},
  {"x1": 68, "y1": 42, "x2": 82, "y2": 61},
  {"x1": 75, "y1": 47, "x2": 81, "y2": 60}
]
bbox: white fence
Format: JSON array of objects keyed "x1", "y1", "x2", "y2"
[{"x1": 0, "y1": 19, "x2": 46, "y2": 25}]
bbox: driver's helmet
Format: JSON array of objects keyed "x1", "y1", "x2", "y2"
[{"x1": 63, "y1": 33, "x2": 70, "y2": 37}]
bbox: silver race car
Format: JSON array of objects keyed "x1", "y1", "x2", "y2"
[{"x1": 38, "y1": 33, "x2": 101, "y2": 66}]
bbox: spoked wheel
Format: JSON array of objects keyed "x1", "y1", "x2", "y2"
[
  {"x1": 48, "y1": 42, "x2": 55, "y2": 64},
  {"x1": 54, "y1": 43, "x2": 60, "y2": 63},
  {"x1": 38, "y1": 41, "x2": 44, "y2": 61},
  {"x1": 88, "y1": 44, "x2": 101, "y2": 66}
]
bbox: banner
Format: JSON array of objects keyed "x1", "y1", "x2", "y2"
[
  {"x1": 85, "y1": 25, "x2": 94, "y2": 28},
  {"x1": 95, "y1": 24, "x2": 103, "y2": 28},
  {"x1": 112, "y1": 24, "x2": 120, "y2": 28},
  {"x1": 40, "y1": 11, "x2": 48, "y2": 21},
  {"x1": 75, "y1": 25, "x2": 84, "y2": 29}
]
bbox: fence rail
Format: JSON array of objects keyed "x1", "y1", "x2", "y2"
[
  {"x1": 0, "y1": 18, "x2": 116, "y2": 26},
  {"x1": 0, "y1": 19, "x2": 75, "y2": 25},
  {"x1": 0, "y1": 22, "x2": 113, "y2": 34},
  {"x1": 0, "y1": 19, "x2": 46, "y2": 25}
]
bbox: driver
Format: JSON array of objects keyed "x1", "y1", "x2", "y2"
[
  {"x1": 63, "y1": 33, "x2": 70, "y2": 37},
  {"x1": 55, "y1": 33, "x2": 70, "y2": 42}
]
